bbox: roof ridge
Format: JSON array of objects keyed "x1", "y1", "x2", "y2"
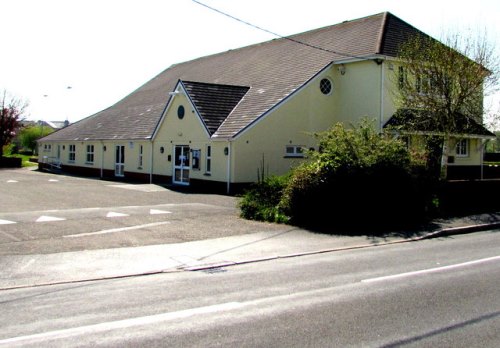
[
  {"x1": 376, "y1": 12, "x2": 390, "y2": 54},
  {"x1": 169, "y1": 12, "x2": 391, "y2": 69}
]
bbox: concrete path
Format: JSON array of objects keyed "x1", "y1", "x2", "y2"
[{"x1": 1, "y1": 212, "x2": 499, "y2": 290}]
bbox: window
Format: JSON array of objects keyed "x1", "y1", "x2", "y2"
[
  {"x1": 191, "y1": 149, "x2": 201, "y2": 170},
  {"x1": 319, "y1": 78, "x2": 332, "y2": 95},
  {"x1": 69, "y1": 144, "x2": 76, "y2": 162},
  {"x1": 138, "y1": 145, "x2": 143, "y2": 168},
  {"x1": 43, "y1": 144, "x2": 51, "y2": 152},
  {"x1": 177, "y1": 105, "x2": 185, "y2": 119},
  {"x1": 86, "y1": 144, "x2": 94, "y2": 164},
  {"x1": 456, "y1": 139, "x2": 469, "y2": 157},
  {"x1": 285, "y1": 145, "x2": 304, "y2": 158},
  {"x1": 205, "y1": 145, "x2": 211, "y2": 174}
]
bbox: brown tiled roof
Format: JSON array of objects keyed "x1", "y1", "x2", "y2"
[
  {"x1": 181, "y1": 81, "x2": 250, "y2": 135},
  {"x1": 42, "y1": 12, "x2": 424, "y2": 142}
]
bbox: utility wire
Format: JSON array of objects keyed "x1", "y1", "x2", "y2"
[{"x1": 191, "y1": 0, "x2": 367, "y2": 60}]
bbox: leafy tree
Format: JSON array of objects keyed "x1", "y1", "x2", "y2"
[
  {"x1": 19, "y1": 125, "x2": 54, "y2": 154},
  {"x1": 1, "y1": 90, "x2": 27, "y2": 158},
  {"x1": 392, "y1": 30, "x2": 499, "y2": 179}
]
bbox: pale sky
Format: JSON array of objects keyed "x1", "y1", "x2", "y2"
[{"x1": 1, "y1": 0, "x2": 499, "y2": 127}]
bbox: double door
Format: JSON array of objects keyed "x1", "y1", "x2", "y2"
[
  {"x1": 173, "y1": 145, "x2": 190, "y2": 185},
  {"x1": 115, "y1": 145, "x2": 125, "y2": 177}
]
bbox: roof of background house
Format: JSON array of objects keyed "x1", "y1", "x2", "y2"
[
  {"x1": 41, "y1": 12, "x2": 423, "y2": 142},
  {"x1": 20, "y1": 120, "x2": 69, "y2": 130},
  {"x1": 385, "y1": 108, "x2": 496, "y2": 137}
]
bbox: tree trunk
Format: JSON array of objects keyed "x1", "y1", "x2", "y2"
[
  {"x1": 426, "y1": 135, "x2": 444, "y2": 181},
  {"x1": 440, "y1": 136, "x2": 450, "y2": 180}
]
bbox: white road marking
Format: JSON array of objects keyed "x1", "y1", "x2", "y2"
[
  {"x1": 108, "y1": 184, "x2": 167, "y2": 192},
  {"x1": 6, "y1": 180, "x2": 18, "y2": 183},
  {"x1": 362, "y1": 255, "x2": 500, "y2": 283},
  {"x1": 48, "y1": 179, "x2": 59, "y2": 182},
  {"x1": 0, "y1": 302, "x2": 243, "y2": 345},
  {"x1": 63, "y1": 221, "x2": 171, "y2": 238},
  {"x1": 106, "y1": 212, "x2": 129, "y2": 218},
  {"x1": 0, "y1": 219, "x2": 16, "y2": 225},
  {"x1": 35, "y1": 216, "x2": 66, "y2": 222},
  {"x1": 149, "y1": 209, "x2": 172, "y2": 215}
]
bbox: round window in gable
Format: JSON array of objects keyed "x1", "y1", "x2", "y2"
[
  {"x1": 177, "y1": 105, "x2": 185, "y2": 119},
  {"x1": 319, "y1": 78, "x2": 332, "y2": 95}
]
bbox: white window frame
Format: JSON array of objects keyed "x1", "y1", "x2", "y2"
[
  {"x1": 455, "y1": 139, "x2": 469, "y2": 157},
  {"x1": 192, "y1": 149, "x2": 201, "y2": 170},
  {"x1": 205, "y1": 145, "x2": 212, "y2": 174},
  {"x1": 68, "y1": 144, "x2": 76, "y2": 163},
  {"x1": 285, "y1": 145, "x2": 305, "y2": 158},
  {"x1": 138, "y1": 145, "x2": 143, "y2": 169},
  {"x1": 86, "y1": 144, "x2": 95, "y2": 164}
]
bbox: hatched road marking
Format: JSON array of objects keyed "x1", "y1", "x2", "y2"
[{"x1": 0, "y1": 203, "x2": 225, "y2": 225}]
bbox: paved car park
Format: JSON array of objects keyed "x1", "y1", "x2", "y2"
[{"x1": 0, "y1": 168, "x2": 285, "y2": 255}]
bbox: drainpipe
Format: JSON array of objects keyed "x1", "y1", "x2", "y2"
[
  {"x1": 480, "y1": 139, "x2": 485, "y2": 180},
  {"x1": 150, "y1": 140, "x2": 154, "y2": 184},
  {"x1": 100, "y1": 140, "x2": 104, "y2": 179},
  {"x1": 226, "y1": 140, "x2": 232, "y2": 194},
  {"x1": 379, "y1": 60, "x2": 385, "y2": 132}
]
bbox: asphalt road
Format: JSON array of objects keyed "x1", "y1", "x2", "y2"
[
  {"x1": 0, "y1": 230, "x2": 498, "y2": 347},
  {"x1": 0, "y1": 168, "x2": 285, "y2": 255}
]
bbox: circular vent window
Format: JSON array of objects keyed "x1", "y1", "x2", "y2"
[
  {"x1": 320, "y1": 78, "x2": 332, "y2": 95},
  {"x1": 177, "y1": 105, "x2": 185, "y2": 119}
]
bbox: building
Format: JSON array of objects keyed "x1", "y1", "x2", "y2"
[{"x1": 38, "y1": 12, "x2": 494, "y2": 192}]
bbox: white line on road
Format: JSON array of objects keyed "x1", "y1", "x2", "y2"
[
  {"x1": 63, "y1": 221, "x2": 171, "y2": 238},
  {"x1": 361, "y1": 255, "x2": 500, "y2": 283},
  {"x1": 35, "y1": 216, "x2": 66, "y2": 222},
  {"x1": 106, "y1": 211, "x2": 129, "y2": 218},
  {"x1": 0, "y1": 302, "x2": 243, "y2": 346}
]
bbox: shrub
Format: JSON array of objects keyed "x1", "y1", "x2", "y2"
[
  {"x1": 279, "y1": 120, "x2": 428, "y2": 232},
  {"x1": 238, "y1": 175, "x2": 290, "y2": 223}
]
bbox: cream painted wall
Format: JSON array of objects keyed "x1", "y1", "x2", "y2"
[
  {"x1": 38, "y1": 140, "x2": 152, "y2": 177},
  {"x1": 152, "y1": 92, "x2": 215, "y2": 182},
  {"x1": 232, "y1": 66, "x2": 339, "y2": 182},
  {"x1": 333, "y1": 60, "x2": 383, "y2": 128},
  {"x1": 450, "y1": 138, "x2": 482, "y2": 165}
]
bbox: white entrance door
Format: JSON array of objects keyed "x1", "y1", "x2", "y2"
[
  {"x1": 115, "y1": 145, "x2": 125, "y2": 177},
  {"x1": 173, "y1": 145, "x2": 190, "y2": 185}
]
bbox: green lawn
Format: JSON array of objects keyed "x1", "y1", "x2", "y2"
[{"x1": 5, "y1": 154, "x2": 38, "y2": 167}]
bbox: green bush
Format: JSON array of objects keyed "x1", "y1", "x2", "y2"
[
  {"x1": 238, "y1": 175, "x2": 290, "y2": 223},
  {"x1": 279, "y1": 120, "x2": 429, "y2": 231}
]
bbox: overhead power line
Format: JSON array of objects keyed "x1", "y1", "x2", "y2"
[{"x1": 191, "y1": 0, "x2": 366, "y2": 60}]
